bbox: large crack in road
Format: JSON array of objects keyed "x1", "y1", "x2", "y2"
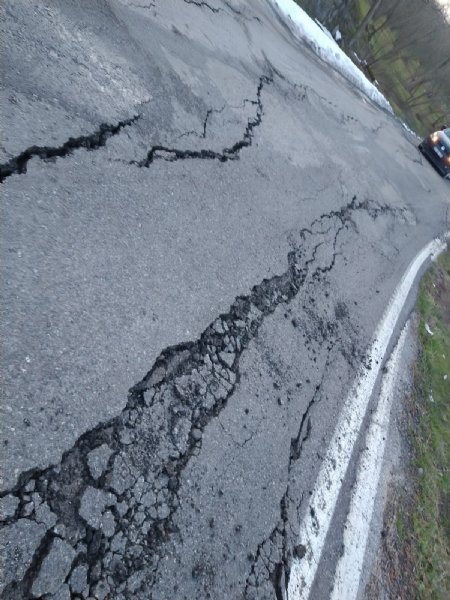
[
  {"x1": 0, "y1": 196, "x2": 404, "y2": 600},
  {"x1": 182, "y1": 0, "x2": 259, "y2": 20},
  {"x1": 133, "y1": 75, "x2": 272, "y2": 169},
  {"x1": 183, "y1": 0, "x2": 221, "y2": 14},
  {"x1": 2, "y1": 1, "x2": 449, "y2": 599},
  {"x1": 0, "y1": 75, "x2": 271, "y2": 185},
  {"x1": 243, "y1": 356, "x2": 330, "y2": 600},
  {"x1": 0, "y1": 116, "x2": 140, "y2": 184}
]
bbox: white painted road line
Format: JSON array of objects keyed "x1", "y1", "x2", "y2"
[
  {"x1": 329, "y1": 324, "x2": 409, "y2": 600},
  {"x1": 287, "y1": 236, "x2": 448, "y2": 600}
]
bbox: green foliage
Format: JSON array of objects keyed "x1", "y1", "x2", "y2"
[
  {"x1": 351, "y1": 0, "x2": 450, "y2": 135},
  {"x1": 411, "y1": 249, "x2": 450, "y2": 599}
]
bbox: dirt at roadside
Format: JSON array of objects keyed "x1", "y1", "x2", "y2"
[
  {"x1": 365, "y1": 250, "x2": 450, "y2": 600},
  {"x1": 363, "y1": 364, "x2": 420, "y2": 600},
  {"x1": 364, "y1": 473, "x2": 417, "y2": 600},
  {"x1": 362, "y1": 309, "x2": 420, "y2": 600}
]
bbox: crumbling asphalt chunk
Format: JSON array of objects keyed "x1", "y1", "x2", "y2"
[
  {"x1": 0, "y1": 519, "x2": 47, "y2": 595},
  {"x1": 86, "y1": 444, "x2": 114, "y2": 481},
  {"x1": 69, "y1": 564, "x2": 89, "y2": 595},
  {"x1": 0, "y1": 196, "x2": 404, "y2": 599},
  {"x1": 79, "y1": 487, "x2": 117, "y2": 530},
  {"x1": 31, "y1": 537, "x2": 76, "y2": 598},
  {"x1": 0, "y1": 494, "x2": 19, "y2": 521}
]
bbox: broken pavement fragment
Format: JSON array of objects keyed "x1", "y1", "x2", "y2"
[
  {"x1": 0, "y1": 494, "x2": 19, "y2": 521},
  {"x1": 31, "y1": 537, "x2": 76, "y2": 597},
  {"x1": 69, "y1": 564, "x2": 89, "y2": 595},
  {"x1": 34, "y1": 502, "x2": 57, "y2": 529},
  {"x1": 79, "y1": 486, "x2": 117, "y2": 530},
  {"x1": 87, "y1": 444, "x2": 114, "y2": 480},
  {"x1": 0, "y1": 519, "x2": 46, "y2": 594},
  {"x1": 219, "y1": 351, "x2": 235, "y2": 368},
  {"x1": 110, "y1": 453, "x2": 138, "y2": 495}
]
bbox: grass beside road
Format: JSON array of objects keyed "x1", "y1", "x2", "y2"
[{"x1": 407, "y1": 248, "x2": 450, "y2": 598}]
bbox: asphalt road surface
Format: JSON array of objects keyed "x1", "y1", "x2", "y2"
[{"x1": 1, "y1": 1, "x2": 449, "y2": 599}]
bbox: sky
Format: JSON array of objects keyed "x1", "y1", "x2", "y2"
[{"x1": 435, "y1": 0, "x2": 450, "y2": 21}]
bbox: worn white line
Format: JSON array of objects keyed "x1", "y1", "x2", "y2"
[
  {"x1": 287, "y1": 236, "x2": 448, "y2": 600},
  {"x1": 329, "y1": 324, "x2": 409, "y2": 600}
]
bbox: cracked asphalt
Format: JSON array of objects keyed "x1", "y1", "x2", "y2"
[{"x1": 0, "y1": 1, "x2": 449, "y2": 599}]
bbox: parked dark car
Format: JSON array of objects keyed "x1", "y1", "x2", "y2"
[{"x1": 418, "y1": 127, "x2": 450, "y2": 179}]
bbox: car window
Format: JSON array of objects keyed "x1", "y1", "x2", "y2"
[{"x1": 440, "y1": 131, "x2": 450, "y2": 153}]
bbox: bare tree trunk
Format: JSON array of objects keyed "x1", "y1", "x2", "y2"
[
  {"x1": 365, "y1": 1, "x2": 402, "y2": 42},
  {"x1": 406, "y1": 56, "x2": 450, "y2": 94},
  {"x1": 348, "y1": 0, "x2": 382, "y2": 48},
  {"x1": 366, "y1": 26, "x2": 436, "y2": 67}
]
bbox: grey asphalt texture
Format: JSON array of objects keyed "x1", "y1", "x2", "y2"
[{"x1": 0, "y1": 1, "x2": 449, "y2": 599}]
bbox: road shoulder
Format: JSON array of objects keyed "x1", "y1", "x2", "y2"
[{"x1": 365, "y1": 249, "x2": 450, "y2": 600}]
